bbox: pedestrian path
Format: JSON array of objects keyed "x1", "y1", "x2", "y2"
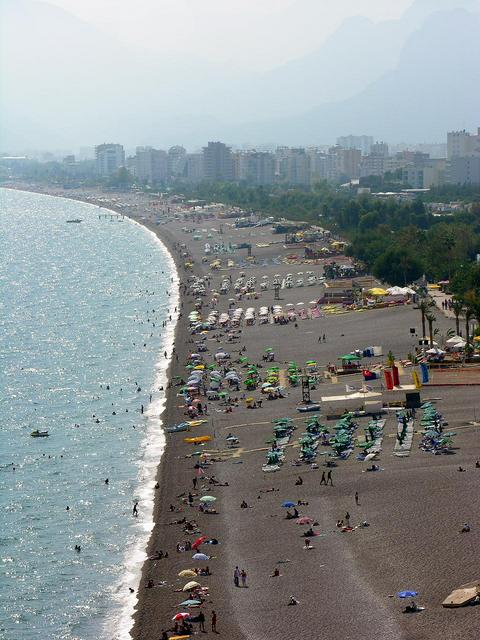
[
  {"x1": 393, "y1": 418, "x2": 414, "y2": 457},
  {"x1": 429, "y1": 291, "x2": 456, "y2": 319}
]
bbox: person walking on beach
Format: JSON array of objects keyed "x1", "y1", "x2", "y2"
[
  {"x1": 327, "y1": 470, "x2": 333, "y2": 486},
  {"x1": 241, "y1": 569, "x2": 247, "y2": 587},
  {"x1": 345, "y1": 511, "x2": 350, "y2": 527},
  {"x1": 234, "y1": 566, "x2": 240, "y2": 587},
  {"x1": 192, "y1": 477, "x2": 198, "y2": 489},
  {"x1": 355, "y1": 491, "x2": 359, "y2": 505},
  {"x1": 133, "y1": 502, "x2": 138, "y2": 517},
  {"x1": 211, "y1": 610, "x2": 217, "y2": 633},
  {"x1": 320, "y1": 471, "x2": 327, "y2": 485},
  {"x1": 198, "y1": 611, "x2": 206, "y2": 632}
]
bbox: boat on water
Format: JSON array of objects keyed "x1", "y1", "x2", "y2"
[
  {"x1": 66, "y1": 219, "x2": 83, "y2": 223},
  {"x1": 30, "y1": 430, "x2": 49, "y2": 437}
]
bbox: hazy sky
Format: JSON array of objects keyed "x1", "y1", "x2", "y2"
[{"x1": 46, "y1": 0, "x2": 414, "y2": 70}]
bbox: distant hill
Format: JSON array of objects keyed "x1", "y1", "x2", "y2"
[
  {"x1": 223, "y1": 8, "x2": 480, "y2": 145},
  {"x1": 1, "y1": 0, "x2": 479, "y2": 150}
]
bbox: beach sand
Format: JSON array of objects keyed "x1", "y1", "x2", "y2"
[{"x1": 9, "y1": 185, "x2": 480, "y2": 639}]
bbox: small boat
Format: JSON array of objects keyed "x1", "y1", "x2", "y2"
[
  {"x1": 31, "y1": 430, "x2": 49, "y2": 437},
  {"x1": 66, "y1": 219, "x2": 83, "y2": 223},
  {"x1": 184, "y1": 435, "x2": 212, "y2": 444},
  {"x1": 297, "y1": 404, "x2": 321, "y2": 413},
  {"x1": 167, "y1": 422, "x2": 189, "y2": 433}
]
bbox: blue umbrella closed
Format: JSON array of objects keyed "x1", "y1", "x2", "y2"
[
  {"x1": 397, "y1": 591, "x2": 418, "y2": 598},
  {"x1": 179, "y1": 599, "x2": 202, "y2": 607},
  {"x1": 282, "y1": 501, "x2": 296, "y2": 508}
]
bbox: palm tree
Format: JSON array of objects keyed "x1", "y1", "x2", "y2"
[
  {"x1": 425, "y1": 312, "x2": 436, "y2": 348},
  {"x1": 418, "y1": 297, "x2": 434, "y2": 339},
  {"x1": 463, "y1": 290, "x2": 480, "y2": 350},
  {"x1": 451, "y1": 298, "x2": 464, "y2": 336},
  {"x1": 464, "y1": 306, "x2": 473, "y2": 350}
]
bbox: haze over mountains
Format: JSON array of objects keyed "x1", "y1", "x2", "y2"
[{"x1": 1, "y1": 0, "x2": 479, "y2": 151}]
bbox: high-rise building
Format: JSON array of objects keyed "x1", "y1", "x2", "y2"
[
  {"x1": 202, "y1": 141, "x2": 234, "y2": 182},
  {"x1": 135, "y1": 147, "x2": 168, "y2": 184},
  {"x1": 336, "y1": 135, "x2": 373, "y2": 156},
  {"x1": 185, "y1": 153, "x2": 204, "y2": 182},
  {"x1": 278, "y1": 148, "x2": 310, "y2": 186},
  {"x1": 168, "y1": 146, "x2": 187, "y2": 179},
  {"x1": 338, "y1": 148, "x2": 361, "y2": 179},
  {"x1": 447, "y1": 156, "x2": 480, "y2": 184},
  {"x1": 447, "y1": 128, "x2": 480, "y2": 159},
  {"x1": 245, "y1": 152, "x2": 275, "y2": 185},
  {"x1": 370, "y1": 141, "x2": 389, "y2": 157},
  {"x1": 360, "y1": 154, "x2": 385, "y2": 178},
  {"x1": 95, "y1": 143, "x2": 125, "y2": 176}
]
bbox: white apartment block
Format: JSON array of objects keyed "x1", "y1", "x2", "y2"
[{"x1": 95, "y1": 143, "x2": 125, "y2": 176}]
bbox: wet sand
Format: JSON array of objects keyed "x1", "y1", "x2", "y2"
[{"x1": 8, "y1": 185, "x2": 480, "y2": 639}]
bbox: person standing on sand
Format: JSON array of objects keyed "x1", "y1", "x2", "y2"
[
  {"x1": 234, "y1": 566, "x2": 240, "y2": 587},
  {"x1": 192, "y1": 477, "x2": 198, "y2": 489},
  {"x1": 355, "y1": 491, "x2": 359, "y2": 505},
  {"x1": 241, "y1": 569, "x2": 247, "y2": 587},
  {"x1": 211, "y1": 610, "x2": 217, "y2": 632},
  {"x1": 198, "y1": 611, "x2": 206, "y2": 632}
]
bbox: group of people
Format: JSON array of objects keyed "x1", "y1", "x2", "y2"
[{"x1": 233, "y1": 566, "x2": 248, "y2": 587}]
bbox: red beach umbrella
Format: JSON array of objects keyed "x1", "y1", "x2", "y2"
[
  {"x1": 192, "y1": 535, "x2": 208, "y2": 550},
  {"x1": 172, "y1": 612, "x2": 191, "y2": 622}
]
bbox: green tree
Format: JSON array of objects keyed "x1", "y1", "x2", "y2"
[{"x1": 372, "y1": 246, "x2": 423, "y2": 286}]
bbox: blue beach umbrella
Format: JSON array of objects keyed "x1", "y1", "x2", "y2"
[
  {"x1": 282, "y1": 501, "x2": 296, "y2": 508},
  {"x1": 397, "y1": 591, "x2": 418, "y2": 599},
  {"x1": 179, "y1": 599, "x2": 202, "y2": 607}
]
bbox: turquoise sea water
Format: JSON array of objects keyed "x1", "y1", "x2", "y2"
[{"x1": 0, "y1": 189, "x2": 177, "y2": 640}]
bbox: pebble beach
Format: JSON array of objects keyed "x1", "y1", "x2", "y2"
[{"x1": 9, "y1": 184, "x2": 480, "y2": 640}]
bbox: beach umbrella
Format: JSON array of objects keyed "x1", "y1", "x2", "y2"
[
  {"x1": 397, "y1": 591, "x2": 418, "y2": 599},
  {"x1": 183, "y1": 581, "x2": 201, "y2": 591},
  {"x1": 192, "y1": 553, "x2": 210, "y2": 561},
  {"x1": 282, "y1": 501, "x2": 296, "y2": 508},
  {"x1": 192, "y1": 535, "x2": 208, "y2": 550},
  {"x1": 172, "y1": 613, "x2": 191, "y2": 622},
  {"x1": 178, "y1": 599, "x2": 202, "y2": 607},
  {"x1": 178, "y1": 570, "x2": 197, "y2": 578},
  {"x1": 200, "y1": 495, "x2": 216, "y2": 503},
  {"x1": 295, "y1": 517, "x2": 314, "y2": 525}
]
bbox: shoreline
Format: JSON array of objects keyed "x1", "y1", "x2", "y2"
[{"x1": 2, "y1": 186, "x2": 186, "y2": 640}]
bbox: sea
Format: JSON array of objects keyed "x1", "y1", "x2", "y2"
[{"x1": 0, "y1": 188, "x2": 178, "y2": 640}]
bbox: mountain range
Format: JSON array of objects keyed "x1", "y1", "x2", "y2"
[{"x1": 1, "y1": 0, "x2": 479, "y2": 151}]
